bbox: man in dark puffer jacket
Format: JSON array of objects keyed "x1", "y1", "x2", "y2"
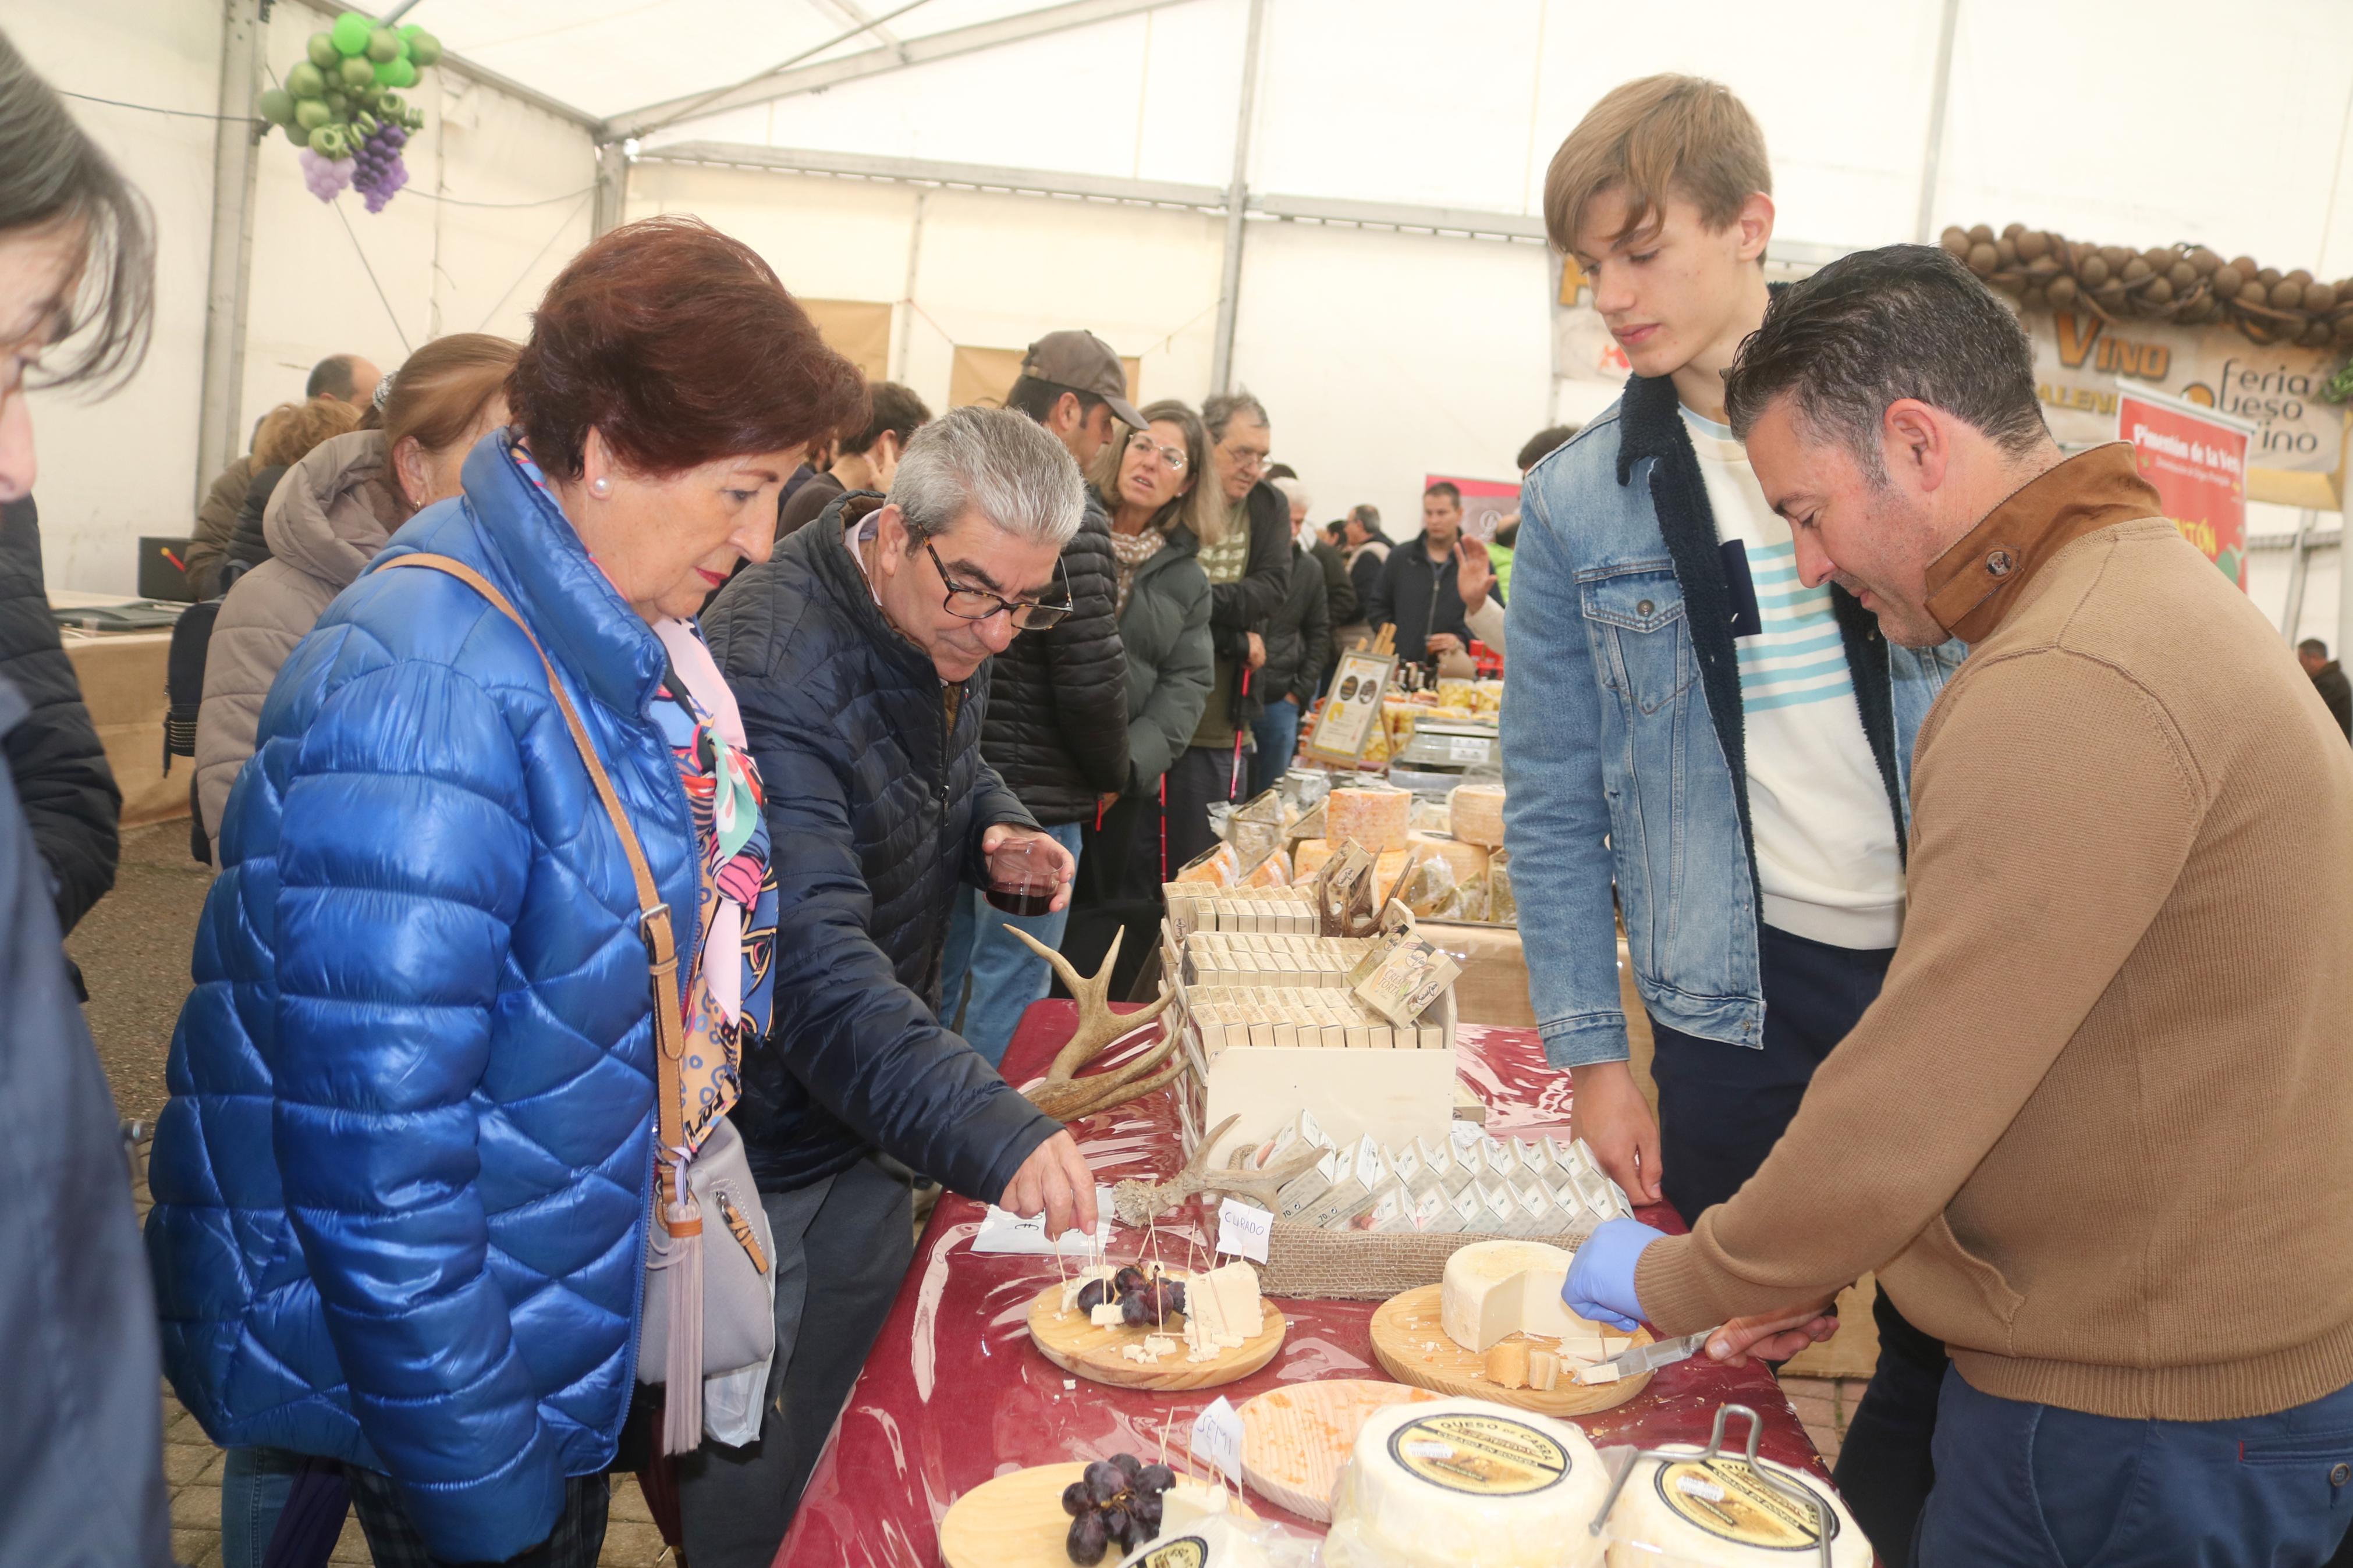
[
  {"x1": 0, "y1": 496, "x2": 120, "y2": 936},
  {"x1": 945, "y1": 329, "x2": 1136, "y2": 1065},
  {"x1": 701, "y1": 407, "x2": 1099, "y2": 1567}
]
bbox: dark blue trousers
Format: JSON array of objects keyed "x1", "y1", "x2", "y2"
[
  {"x1": 1919, "y1": 1364, "x2": 2353, "y2": 1567},
  {"x1": 1648, "y1": 922, "x2": 1942, "y2": 1566}
]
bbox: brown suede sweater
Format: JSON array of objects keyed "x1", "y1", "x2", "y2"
[{"x1": 1636, "y1": 442, "x2": 2353, "y2": 1421}]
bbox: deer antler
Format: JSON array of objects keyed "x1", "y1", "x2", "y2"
[
  {"x1": 1112, "y1": 1113, "x2": 1327, "y2": 1229},
  {"x1": 1004, "y1": 925, "x2": 1184, "y2": 1123}
]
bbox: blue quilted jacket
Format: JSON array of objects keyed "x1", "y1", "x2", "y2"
[{"x1": 144, "y1": 432, "x2": 697, "y2": 1563}]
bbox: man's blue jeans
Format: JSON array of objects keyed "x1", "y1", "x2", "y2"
[
  {"x1": 1248, "y1": 697, "x2": 1300, "y2": 800},
  {"x1": 1917, "y1": 1363, "x2": 2353, "y2": 1566},
  {"x1": 939, "y1": 820, "x2": 1083, "y2": 1068}
]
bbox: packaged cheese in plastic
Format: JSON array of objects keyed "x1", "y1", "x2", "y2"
[
  {"x1": 1323, "y1": 1398, "x2": 1611, "y2": 1568},
  {"x1": 1485, "y1": 848, "x2": 1517, "y2": 925},
  {"x1": 1240, "y1": 847, "x2": 1293, "y2": 887},
  {"x1": 1396, "y1": 851, "x2": 1459, "y2": 919},
  {"x1": 1175, "y1": 841, "x2": 1240, "y2": 886},
  {"x1": 1589, "y1": 1442, "x2": 1870, "y2": 1566}
]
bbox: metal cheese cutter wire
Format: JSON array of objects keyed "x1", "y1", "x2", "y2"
[{"x1": 1584, "y1": 1403, "x2": 1835, "y2": 1568}]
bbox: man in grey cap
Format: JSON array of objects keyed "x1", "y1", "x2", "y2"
[
  {"x1": 1001, "y1": 329, "x2": 1148, "y2": 468},
  {"x1": 943, "y1": 332, "x2": 1135, "y2": 1062}
]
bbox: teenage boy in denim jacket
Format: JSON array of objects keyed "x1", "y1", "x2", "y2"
[{"x1": 1502, "y1": 74, "x2": 1960, "y2": 1563}]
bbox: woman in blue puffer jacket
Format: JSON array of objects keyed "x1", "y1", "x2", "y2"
[{"x1": 145, "y1": 216, "x2": 867, "y2": 1567}]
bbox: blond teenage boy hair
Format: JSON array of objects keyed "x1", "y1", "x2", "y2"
[
  {"x1": 1502, "y1": 77, "x2": 1964, "y2": 1564},
  {"x1": 1543, "y1": 76, "x2": 1776, "y2": 425}
]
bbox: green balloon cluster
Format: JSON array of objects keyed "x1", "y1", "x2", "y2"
[{"x1": 254, "y1": 12, "x2": 440, "y2": 162}]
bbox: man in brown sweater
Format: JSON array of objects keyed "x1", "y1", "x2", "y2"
[{"x1": 1564, "y1": 245, "x2": 2353, "y2": 1563}]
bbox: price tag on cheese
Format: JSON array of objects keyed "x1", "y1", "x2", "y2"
[
  {"x1": 1215, "y1": 1197, "x2": 1273, "y2": 1263},
  {"x1": 1189, "y1": 1396, "x2": 1245, "y2": 1484}
]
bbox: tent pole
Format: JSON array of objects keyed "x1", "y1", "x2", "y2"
[
  {"x1": 1912, "y1": 0, "x2": 1961, "y2": 243},
  {"x1": 1209, "y1": 0, "x2": 1268, "y2": 396},
  {"x1": 196, "y1": 0, "x2": 268, "y2": 506},
  {"x1": 2283, "y1": 509, "x2": 2317, "y2": 641},
  {"x1": 592, "y1": 142, "x2": 630, "y2": 237},
  {"x1": 2339, "y1": 488, "x2": 2353, "y2": 671}
]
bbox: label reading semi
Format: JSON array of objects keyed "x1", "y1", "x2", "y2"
[
  {"x1": 1385, "y1": 1412, "x2": 1570, "y2": 1497},
  {"x1": 1133, "y1": 1538, "x2": 1207, "y2": 1568},
  {"x1": 1653, "y1": 1457, "x2": 1837, "y2": 1549}
]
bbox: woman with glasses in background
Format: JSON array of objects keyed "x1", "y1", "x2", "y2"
[{"x1": 1066, "y1": 401, "x2": 1220, "y2": 989}]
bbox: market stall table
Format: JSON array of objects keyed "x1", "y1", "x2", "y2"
[{"x1": 776, "y1": 1002, "x2": 1837, "y2": 1567}]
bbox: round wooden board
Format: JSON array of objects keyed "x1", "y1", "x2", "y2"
[
  {"x1": 1368, "y1": 1284, "x2": 1655, "y2": 1416},
  {"x1": 938, "y1": 1463, "x2": 1257, "y2": 1568},
  {"x1": 1237, "y1": 1378, "x2": 1440, "y2": 1522},
  {"x1": 1026, "y1": 1284, "x2": 1285, "y2": 1391}
]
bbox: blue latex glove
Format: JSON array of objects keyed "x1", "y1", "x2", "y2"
[{"x1": 1564, "y1": 1215, "x2": 1669, "y2": 1333}]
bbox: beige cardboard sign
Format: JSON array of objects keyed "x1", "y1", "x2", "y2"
[{"x1": 2027, "y1": 310, "x2": 2345, "y2": 496}]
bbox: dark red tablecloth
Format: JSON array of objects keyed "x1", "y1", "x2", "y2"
[{"x1": 776, "y1": 1001, "x2": 1832, "y2": 1567}]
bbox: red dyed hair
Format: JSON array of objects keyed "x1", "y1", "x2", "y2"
[{"x1": 507, "y1": 215, "x2": 868, "y2": 479}]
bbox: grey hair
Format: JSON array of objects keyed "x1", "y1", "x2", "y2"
[
  {"x1": 1202, "y1": 387, "x2": 1269, "y2": 443},
  {"x1": 888, "y1": 404, "x2": 1084, "y2": 549},
  {"x1": 1723, "y1": 244, "x2": 2048, "y2": 483}
]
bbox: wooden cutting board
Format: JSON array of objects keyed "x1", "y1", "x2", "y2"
[
  {"x1": 938, "y1": 1463, "x2": 1257, "y2": 1568},
  {"x1": 1368, "y1": 1283, "x2": 1654, "y2": 1416},
  {"x1": 1237, "y1": 1378, "x2": 1440, "y2": 1521},
  {"x1": 1026, "y1": 1283, "x2": 1286, "y2": 1391}
]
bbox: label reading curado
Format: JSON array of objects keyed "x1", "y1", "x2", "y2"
[
  {"x1": 1386, "y1": 1412, "x2": 1569, "y2": 1497},
  {"x1": 1652, "y1": 1457, "x2": 1837, "y2": 1549}
]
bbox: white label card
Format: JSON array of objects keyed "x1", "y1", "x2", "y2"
[
  {"x1": 1215, "y1": 1198, "x2": 1273, "y2": 1263},
  {"x1": 1190, "y1": 1396, "x2": 1245, "y2": 1483}
]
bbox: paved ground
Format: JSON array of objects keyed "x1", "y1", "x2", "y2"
[
  {"x1": 1779, "y1": 1374, "x2": 1868, "y2": 1469},
  {"x1": 72, "y1": 822, "x2": 215, "y2": 1125}
]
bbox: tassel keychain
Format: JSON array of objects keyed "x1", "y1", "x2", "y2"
[{"x1": 660, "y1": 1155, "x2": 706, "y2": 1456}]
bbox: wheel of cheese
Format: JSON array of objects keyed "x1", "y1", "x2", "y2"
[
  {"x1": 1322, "y1": 1396, "x2": 1609, "y2": 1568},
  {"x1": 1447, "y1": 784, "x2": 1507, "y2": 848},
  {"x1": 1328, "y1": 788, "x2": 1412, "y2": 853},
  {"x1": 1600, "y1": 1446, "x2": 1870, "y2": 1566},
  {"x1": 1440, "y1": 1239, "x2": 1587, "y2": 1352}
]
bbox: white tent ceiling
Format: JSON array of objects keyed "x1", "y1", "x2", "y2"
[{"x1": 335, "y1": 0, "x2": 1176, "y2": 129}]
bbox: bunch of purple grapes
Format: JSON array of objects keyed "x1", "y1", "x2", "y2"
[
  {"x1": 352, "y1": 122, "x2": 410, "y2": 214},
  {"x1": 1061, "y1": 1454, "x2": 1175, "y2": 1565}
]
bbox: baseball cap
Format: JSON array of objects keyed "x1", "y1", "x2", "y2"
[{"x1": 1019, "y1": 329, "x2": 1147, "y2": 431}]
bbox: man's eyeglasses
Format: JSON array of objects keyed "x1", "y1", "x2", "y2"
[
  {"x1": 1125, "y1": 432, "x2": 1187, "y2": 473},
  {"x1": 1218, "y1": 439, "x2": 1269, "y2": 476},
  {"x1": 927, "y1": 541, "x2": 1073, "y2": 631}
]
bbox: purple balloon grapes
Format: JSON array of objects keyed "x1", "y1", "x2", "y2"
[
  {"x1": 297, "y1": 148, "x2": 356, "y2": 204},
  {"x1": 350, "y1": 123, "x2": 411, "y2": 214}
]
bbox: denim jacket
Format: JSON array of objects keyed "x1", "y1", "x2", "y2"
[{"x1": 1500, "y1": 375, "x2": 1964, "y2": 1068}]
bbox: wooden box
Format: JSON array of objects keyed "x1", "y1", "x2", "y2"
[{"x1": 1162, "y1": 919, "x2": 1458, "y2": 1169}]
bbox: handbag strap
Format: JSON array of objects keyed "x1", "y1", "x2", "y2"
[{"x1": 378, "y1": 554, "x2": 691, "y2": 1212}]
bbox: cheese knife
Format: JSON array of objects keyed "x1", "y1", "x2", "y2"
[{"x1": 1573, "y1": 1325, "x2": 1723, "y2": 1384}]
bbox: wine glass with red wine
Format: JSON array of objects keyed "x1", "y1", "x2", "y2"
[{"x1": 985, "y1": 833, "x2": 1064, "y2": 916}]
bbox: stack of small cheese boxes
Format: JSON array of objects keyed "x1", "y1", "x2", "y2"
[
  {"x1": 1164, "y1": 883, "x2": 1319, "y2": 936},
  {"x1": 1241, "y1": 1112, "x2": 1638, "y2": 1236}
]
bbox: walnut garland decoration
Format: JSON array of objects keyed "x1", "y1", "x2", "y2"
[{"x1": 1943, "y1": 223, "x2": 2353, "y2": 349}]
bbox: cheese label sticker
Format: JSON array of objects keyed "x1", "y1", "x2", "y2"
[
  {"x1": 1386, "y1": 1413, "x2": 1570, "y2": 1496},
  {"x1": 1652, "y1": 1458, "x2": 1838, "y2": 1548},
  {"x1": 1131, "y1": 1538, "x2": 1207, "y2": 1568}
]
